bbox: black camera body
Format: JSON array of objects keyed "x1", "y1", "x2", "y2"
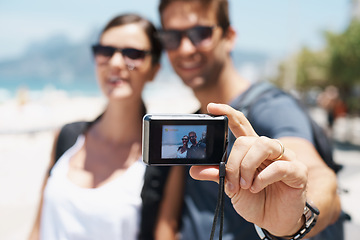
[{"x1": 142, "y1": 114, "x2": 228, "y2": 165}]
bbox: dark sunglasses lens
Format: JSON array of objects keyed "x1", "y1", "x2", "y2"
[
  {"x1": 159, "y1": 31, "x2": 181, "y2": 50},
  {"x1": 123, "y1": 48, "x2": 147, "y2": 60},
  {"x1": 188, "y1": 26, "x2": 213, "y2": 46},
  {"x1": 182, "y1": 138, "x2": 188, "y2": 141},
  {"x1": 93, "y1": 46, "x2": 115, "y2": 57}
]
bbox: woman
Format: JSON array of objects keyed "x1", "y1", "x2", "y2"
[
  {"x1": 177, "y1": 135, "x2": 189, "y2": 158},
  {"x1": 29, "y1": 14, "x2": 162, "y2": 240}
]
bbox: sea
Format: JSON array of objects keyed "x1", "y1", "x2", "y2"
[
  {"x1": 0, "y1": 70, "x2": 202, "y2": 116},
  {"x1": 0, "y1": 76, "x2": 101, "y2": 102}
]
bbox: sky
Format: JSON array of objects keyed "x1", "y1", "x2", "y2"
[
  {"x1": 0, "y1": 0, "x2": 352, "y2": 61},
  {"x1": 162, "y1": 125, "x2": 207, "y2": 145}
]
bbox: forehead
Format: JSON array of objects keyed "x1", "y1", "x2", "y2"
[
  {"x1": 161, "y1": 1, "x2": 217, "y2": 29},
  {"x1": 100, "y1": 24, "x2": 150, "y2": 49}
]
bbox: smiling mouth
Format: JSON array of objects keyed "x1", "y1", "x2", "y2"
[
  {"x1": 109, "y1": 76, "x2": 125, "y2": 85},
  {"x1": 177, "y1": 54, "x2": 203, "y2": 70},
  {"x1": 179, "y1": 61, "x2": 202, "y2": 71}
]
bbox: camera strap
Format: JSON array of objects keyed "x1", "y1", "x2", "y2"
[{"x1": 210, "y1": 149, "x2": 227, "y2": 240}]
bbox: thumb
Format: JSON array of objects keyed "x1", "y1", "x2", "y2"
[{"x1": 189, "y1": 166, "x2": 220, "y2": 183}]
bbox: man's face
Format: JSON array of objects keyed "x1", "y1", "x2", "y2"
[
  {"x1": 189, "y1": 133, "x2": 197, "y2": 145},
  {"x1": 161, "y1": 1, "x2": 229, "y2": 90}
]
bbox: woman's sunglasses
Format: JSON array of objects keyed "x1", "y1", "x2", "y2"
[
  {"x1": 158, "y1": 25, "x2": 217, "y2": 50},
  {"x1": 92, "y1": 44, "x2": 150, "y2": 69},
  {"x1": 182, "y1": 138, "x2": 189, "y2": 141}
]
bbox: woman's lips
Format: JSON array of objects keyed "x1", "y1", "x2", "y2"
[{"x1": 108, "y1": 76, "x2": 126, "y2": 85}]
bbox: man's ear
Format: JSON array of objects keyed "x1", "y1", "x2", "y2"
[
  {"x1": 147, "y1": 63, "x2": 161, "y2": 82},
  {"x1": 224, "y1": 26, "x2": 237, "y2": 53}
]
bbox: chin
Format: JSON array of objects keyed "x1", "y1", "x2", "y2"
[
  {"x1": 182, "y1": 76, "x2": 207, "y2": 90},
  {"x1": 107, "y1": 88, "x2": 134, "y2": 100}
]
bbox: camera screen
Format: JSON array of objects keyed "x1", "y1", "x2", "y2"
[
  {"x1": 161, "y1": 125, "x2": 207, "y2": 159},
  {"x1": 142, "y1": 114, "x2": 228, "y2": 165}
]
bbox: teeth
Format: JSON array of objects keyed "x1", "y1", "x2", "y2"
[
  {"x1": 180, "y1": 61, "x2": 200, "y2": 69},
  {"x1": 109, "y1": 77, "x2": 121, "y2": 83}
]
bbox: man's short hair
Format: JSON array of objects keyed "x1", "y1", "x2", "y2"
[
  {"x1": 158, "y1": 0, "x2": 230, "y2": 33},
  {"x1": 188, "y1": 131, "x2": 197, "y2": 137}
]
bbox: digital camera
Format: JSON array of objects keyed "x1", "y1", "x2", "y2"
[{"x1": 142, "y1": 114, "x2": 228, "y2": 165}]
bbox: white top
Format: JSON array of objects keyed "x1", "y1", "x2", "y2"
[
  {"x1": 40, "y1": 135, "x2": 146, "y2": 240},
  {"x1": 177, "y1": 147, "x2": 188, "y2": 158}
]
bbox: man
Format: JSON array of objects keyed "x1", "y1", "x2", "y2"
[
  {"x1": 141, "y1": 0, "x2": 342, "y2": 239},
  {"x1": 187, "y1": 131, "x2": 206, "y2": 159}
]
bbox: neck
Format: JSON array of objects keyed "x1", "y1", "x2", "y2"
[
  {"x1": 194, "y1": 60, "x2": 251, "y2": 113},
  {"x1": 91, "y1": 99, "x2": 144, "y2": 144}
]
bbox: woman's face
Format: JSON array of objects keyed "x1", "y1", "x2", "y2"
[
  {"x1": 182, "y1": 136, "x2": 189, "y2": 145},
  {"x1": 94, "y1": 23, "x2": 159, "y2": 101}
]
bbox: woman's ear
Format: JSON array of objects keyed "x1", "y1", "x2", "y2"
[{"x1": 147, "y1": 63, "x2": 161, "y2": 82}]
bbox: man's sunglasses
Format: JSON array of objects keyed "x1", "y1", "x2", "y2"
[
  {"x1": 158, "y1": 25, "x2": 217, "y2": 50},
  {"x1": 92, "y1": 44, "x2": 150, "y2": 69}
]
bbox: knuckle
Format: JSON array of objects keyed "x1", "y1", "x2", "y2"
[
  {"x1": 273, "y1": 162, "x2": 287, "y2": 176},
  {"x1": 236, "y1": 110, "x2": 245, "y2": 118},
  {"x1": 225, "y1": 164, "x2": 238, "y2": 176},
  {"x1": 257, "y1": 136, "x2": 277, "y2": 156},
  {"x1": 234, "y1": 136, "x2": 247, "y2": 146},
  {"x1": 258, "y1": 136, "x2": 271, "y2": 145},
  {"x1": 240, "y1": 160, "x2": 252, "y2": 172}
]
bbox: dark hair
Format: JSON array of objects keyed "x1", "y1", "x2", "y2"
[
  {"x1": 159, "y1": 0, "x2": 230, "y2": 33},
  {"x1": 188, "y1": 131, "x2": 197, "y2": 137},
  {"x1": 100, "y1": 13, "x2": 162, "y2": 65}
]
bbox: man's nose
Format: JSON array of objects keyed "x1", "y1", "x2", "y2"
[{"x1": 177, "y1": 36, "x2": 197, "y2": 54}]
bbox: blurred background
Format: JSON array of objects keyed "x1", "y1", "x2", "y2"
[{"x1": 1, "y1": 0, "x2": 360, "y2": 239}]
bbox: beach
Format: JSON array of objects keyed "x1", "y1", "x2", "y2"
[
  {"x1": 0, "y1": 91, "x2": 107, "y2": 239},
  {"x1": 162, "y1": 145, "x2": 179, "y2": 158},
  {"x1": 1, "y1": 85, "x2": 360, "y2": 239}
]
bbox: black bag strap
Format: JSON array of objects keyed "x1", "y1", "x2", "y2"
[
  {"x1": 54, "y1": 121, "x2": 89, "y2": 162},
  {"x1": 54, "y1": 114, "x2": 103, "y2": 163},
  {"x1": 139, "y1": 166, "x2": 172, "y2": 240}
]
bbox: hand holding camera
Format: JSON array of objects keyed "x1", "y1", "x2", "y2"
[
  {"x1": 190, "y1": 103, "x2": 309, "y2": 237},
  {"x1": 142, "y1": 102, "x2": 309, "y2": 237}
]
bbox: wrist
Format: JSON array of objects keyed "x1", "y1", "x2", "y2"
[
  {"x1": 254, "y1": 201, "x2": 319, "y2": 240},
  {"x1": 281, "y1": 214, "x2": 306, "y2": 239}
]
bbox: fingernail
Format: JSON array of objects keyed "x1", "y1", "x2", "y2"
[
  {"x1": 226, "y1": 182, "x2": 235, "y2": 192},
  {"x1": 240, "y1": 177, "x2": 247, "y2": 187}
]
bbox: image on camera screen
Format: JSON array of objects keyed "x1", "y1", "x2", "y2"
[{"x1": 161, "y1": 125, "x2": 207, "y2": 159}]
